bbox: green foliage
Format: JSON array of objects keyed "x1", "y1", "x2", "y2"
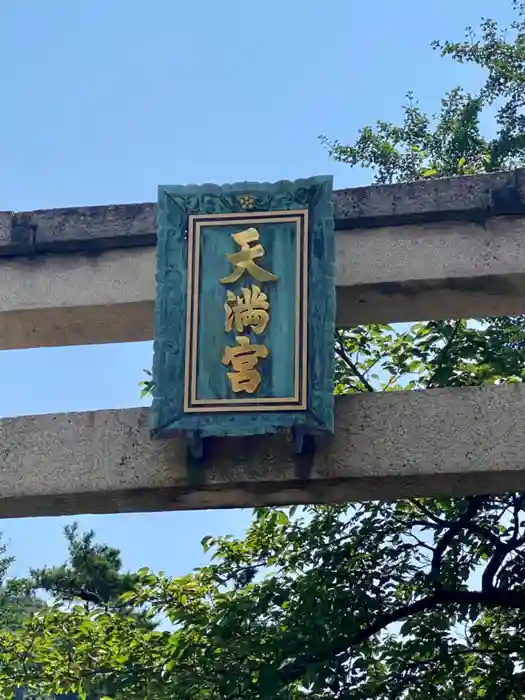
[
  {"x1": 138, "y1": 369, "x2": 154, "y2": 399},
  {"x1": 0, "y1": 535, "x2": 45, "y2": 632},
  {"x1": 10, "y1": 525, "x2": 155, "y2": 700},
  {"x1": 335, "y1": 317, "x2": 525, "y2": 394},
  {"x1": 30, "y1": 523, "x2": 138, "y2": 610},
  {"x1": 320, "y1": 0, "x2": 525, "y2": 183},
  {"x1": 4, "y1": 2, "x2": 525, "y2": 698},
  {"x1": 7, "y1": 500, "x2": 525, "y2": 698},
  {"x1": 0, "y1": 578, "x2": 47, "y2": 631}
]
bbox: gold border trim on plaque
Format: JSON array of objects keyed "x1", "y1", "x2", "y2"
[{"x1": 183, "y1": 209, "x2": 308, "y2": 413}]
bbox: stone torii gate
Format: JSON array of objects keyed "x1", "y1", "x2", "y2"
[{"x1": 1, "y1": 169, "x2": 525, "y2": 519}]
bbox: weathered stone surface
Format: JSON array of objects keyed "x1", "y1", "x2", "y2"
[
  {"x1": 33, "y1": 202, "x2": 156, "y2": 253},
  {"x1": 0, "y1": 248, "x2": 155, "y2": 349},
  {"x1": 4, "y1": 214, "x2": 525, "y2": 349},
  {"x1": 0, "y1": 384, "x2": 524, "y2": 518},
  {"x1": 0, "y1": 212, "x2": 11, "y2": 252},
  {"x1": 0, "y1": 169, "x2": 524, "y2": 257},
  {"x1": 334, "y1": 168, "x2": 525, "y2": 228},
  {"x1": 0, "y1": 212, "x2": 34, "y2": 255}
]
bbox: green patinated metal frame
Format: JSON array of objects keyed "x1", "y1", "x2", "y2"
[{"x1": 151, "y1": 176, "x2": 335, "y2": 439}]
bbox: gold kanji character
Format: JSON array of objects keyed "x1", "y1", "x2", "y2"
[
  {"x1": 220, "y1": 227, "x2": 278, "y2": 284},
  {"x1": 221, "y1": 335, "x2": 269, "y2": 393},
  {"x1": 225, "y1": 285, "x2": 270, "y2": 334}
]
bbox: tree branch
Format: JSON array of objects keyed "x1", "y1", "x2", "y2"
[
  {"x1": 409, "y1": 500, "x2": 447, "y2": 524},
  {"x1": 388, "y1": 647, "x2": 524, "y2": 700},
  {"x1": 481, "y1": 495, "x2": 525, "y2": 591},
  {"x1": 426, "y1": 320, "x2": 462, "y2": 389},
  {"x1": 430, "y1": 496, "x2": 484, "y2": 591},
  {"x1": 406, "y1": 519, "x2": 503, "y2": 549},
  {"x1": 334, "y1": 332, "x2": 376, "y2": 393},
  {"x1": 400, "y1": 501, "x2": 525, "y2": 597},
  {"x1": 280, "y1": 587, "x2": 525, "y2": 687}
]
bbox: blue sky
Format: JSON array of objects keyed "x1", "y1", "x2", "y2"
[{"x1": 0, "y1": 0, "x2": 514, "y2": 579}]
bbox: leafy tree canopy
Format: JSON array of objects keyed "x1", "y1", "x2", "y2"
[
  {"x1": 321, "y1": 0, "x2": 525, "y2": 183},
  {"x1": 0, "y1": 535, "x2": 45, "y2": 632},
  {"x1": 3, "y1": 2, "x2": 525, "y2": 698},
  {"x1": 30, "y1": 522, "x2": 140, "y2": 611}
]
